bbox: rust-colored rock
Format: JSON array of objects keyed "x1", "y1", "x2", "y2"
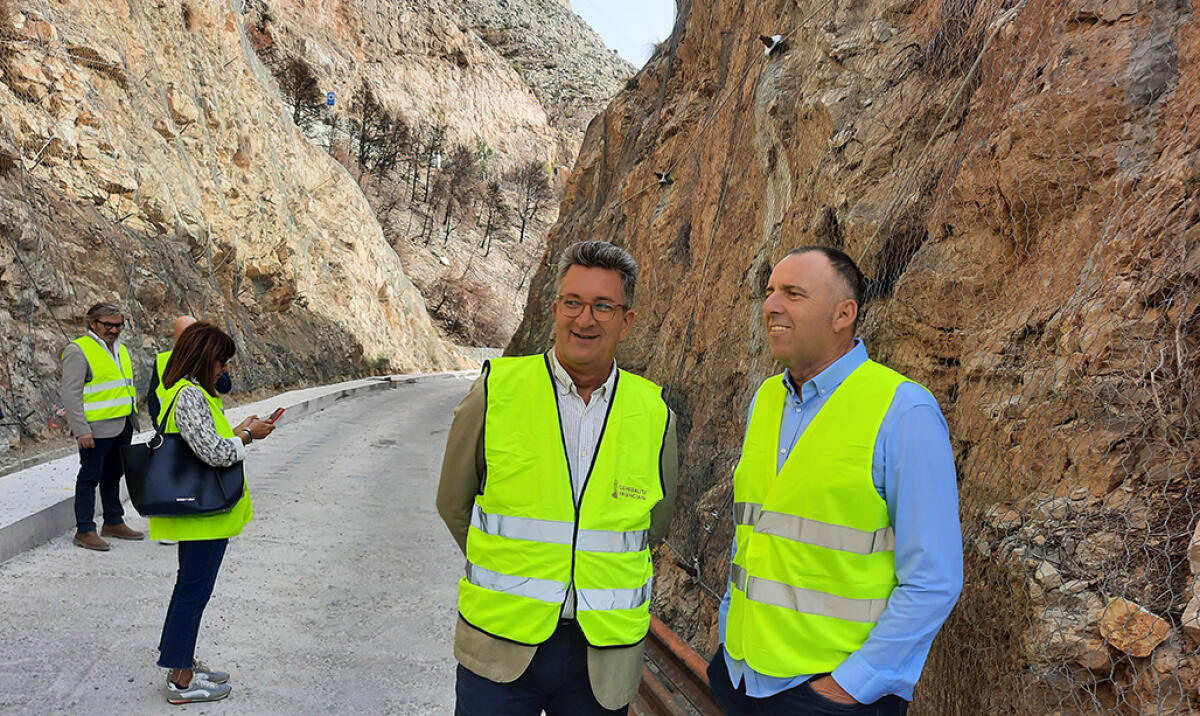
[{"x1": 1099, "y1": 598, "x2": 1170, "y2": 658}]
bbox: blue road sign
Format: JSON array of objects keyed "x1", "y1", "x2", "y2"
[{"x1": 326, "y1": 92, "x2": 336, "y2": 107}]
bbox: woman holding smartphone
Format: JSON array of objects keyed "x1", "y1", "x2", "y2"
[{"x1": 151, "y1": 321, "x2": 275, "y2": 704}]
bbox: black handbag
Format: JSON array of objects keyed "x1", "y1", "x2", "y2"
[{"x1": 120, "y1": 392, "x2": 245, "y2": 517}]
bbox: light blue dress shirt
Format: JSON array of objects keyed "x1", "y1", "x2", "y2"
[{"x1": 718, "y1": 340, "x2": 963, "y2": 704}]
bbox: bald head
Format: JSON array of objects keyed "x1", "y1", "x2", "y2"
[
  {"x1": 173, "y1": 315, "x2": 196, "y2": 342},
  {"x1": 783, "y1": 246, "x2": 865, "y2": 330}
]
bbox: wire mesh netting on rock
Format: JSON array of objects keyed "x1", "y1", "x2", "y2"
[
  {"x1": 851, "y1": 0, "x2": 1199, "y2": 711},
  {"x1": 609, "y1": 0, "x2": 1200, "y2": 714}
]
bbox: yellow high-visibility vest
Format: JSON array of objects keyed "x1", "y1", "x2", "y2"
[
  {"x1": 458, "y1": 354, "x2": 669, "y2": 646},
  {"x1": 69, "y1": 336, "x2": 136, "y2": 423},
  {"x1": 726, "y1": 361, "x2": 912, "y2": 677},
  {"x1": 154, "y1": 350, "x2": 170, "y2": 419},
  {"x1": 147, "y1": 378, "x2": 253, "y2": 542}
]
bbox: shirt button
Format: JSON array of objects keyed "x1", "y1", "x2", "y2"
[
  {"x1": 779, "y1": 448, "x2": 786, "y2": 454},
  {"x1": 794, "y1": 408, "x2": 801, "y2": 413}
]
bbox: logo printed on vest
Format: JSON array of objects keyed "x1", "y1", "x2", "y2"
[{"x1": 613, "y1": 482, "x2": 648, "y2": 500}]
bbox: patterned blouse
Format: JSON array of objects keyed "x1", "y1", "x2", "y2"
[{"x1": 172, "y1": 384, "x2": 247, "y2": 468}]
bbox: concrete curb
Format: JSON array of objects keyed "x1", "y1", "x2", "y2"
[{"x1": 0, "y1": 370, "x2": 476, "y2": 564}]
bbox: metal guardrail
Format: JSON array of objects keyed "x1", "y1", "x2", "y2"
[{"x1": 629, "y1": 617, "x2": 723, "y2": 716}]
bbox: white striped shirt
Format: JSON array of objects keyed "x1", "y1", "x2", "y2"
[{"x1": 547, "y1": 350, "x2": 617, "y2": 618}]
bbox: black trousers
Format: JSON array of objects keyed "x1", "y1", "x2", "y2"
[
  {"x1": 707, "y1": 646, "x2": 910, "y2": 716},
  {"x1": 454, "y1": 620, "x2": 625, "y2": 716},
  {"x1": 74, "y1": 419, "x2": 132, "y2": 533}
]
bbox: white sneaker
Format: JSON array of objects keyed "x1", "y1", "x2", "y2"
[
  {"x1": 193, "y1": 658, "x2": 229, "y2": 684},
  {"x1": 164, "y1": 674, "x2": 231, "y2": 704}
]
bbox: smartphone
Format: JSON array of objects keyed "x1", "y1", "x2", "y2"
[{"x1": 267, "y1": 407, "x2": 285, "y2": 424}]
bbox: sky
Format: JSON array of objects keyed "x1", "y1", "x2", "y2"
[{"x1": 570, "y1": 0, "x2": 677, "y2": 68}]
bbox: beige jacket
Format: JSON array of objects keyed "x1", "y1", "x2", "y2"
[
  {"x1": 436, "y1": 368, "x2": 678, "y2": 710},
  {"x1": 59, "y1": 334, "x2": 140, "y2": 439}
]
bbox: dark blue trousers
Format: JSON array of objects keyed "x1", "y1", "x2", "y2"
[
  {"x1": 74, "y1": 419, "x2": 132, "y2": 533},
  {"x1": 454, "y1": 620, "x2": 626, "y2": 716},
  {"x1": 707, "y1": 646, "x2": 910, "y2": 716},
  {"x1": 157, "y1": 539, "x2": 228, "y2": 669}
]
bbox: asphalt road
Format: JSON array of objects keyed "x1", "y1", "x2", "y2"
[{"x1": 0, "y1": 373, "x2": 475, "y2": 714}]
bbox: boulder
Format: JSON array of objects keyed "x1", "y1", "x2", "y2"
[{"x1": 1098, "y1": 597, "x2": 1170, "y2": 658}]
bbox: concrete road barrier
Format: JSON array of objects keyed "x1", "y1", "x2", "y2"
[{"x1": 0, "y1": 371, "x2": 474, "y2": 564}]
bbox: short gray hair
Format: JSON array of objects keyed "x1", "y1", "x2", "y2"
[
  {"x1": 85, "y1": 303, "x2": 121, "y2": 322},
  {"x1": 557, "y1": 241, "x2": 639, "y2": 306}
]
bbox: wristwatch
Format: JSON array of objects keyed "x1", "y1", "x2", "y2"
[{"x1": 240, "y1": 428, "x2": 252, "y2": 443}]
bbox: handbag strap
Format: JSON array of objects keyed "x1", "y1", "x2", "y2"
[{"x1": 151, "y1": 390, "x2": 183, "y2": 443}]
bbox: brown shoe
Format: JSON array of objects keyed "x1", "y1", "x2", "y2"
[
  {"x1": 101, "y1": 523, "x2": 145, "y2": 540},
  {"x1": 74, "y1": 531, "x2": 110, "y2": 551}
]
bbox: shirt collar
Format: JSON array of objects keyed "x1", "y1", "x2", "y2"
[
  {"x1": 548, "y1": 349, "x2": 617, "y2": 400},
  {"x1": 782, "y1": 338, "x2": 868, "y2": 403}
]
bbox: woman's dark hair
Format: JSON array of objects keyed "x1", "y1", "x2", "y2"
[{"x1": 162, "y1": 321, "x2": 236, "y2": 395}]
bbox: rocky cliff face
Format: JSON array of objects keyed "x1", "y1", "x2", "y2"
[
  {"x1": 510, "y1": 0, "x2": 1200, "y2": 712},
  {"x1": 0, "y1": 1, "x2": 460, "y2": 454},
  {"x1": 249, "y1": 0, "x2": 631, "y2": 171},
  {"x1": 0, "y1": 0, "x2": 629, "y2": 455},
  {"x1": 248, "y1": 0, "x2": 633, "y2": 347}
]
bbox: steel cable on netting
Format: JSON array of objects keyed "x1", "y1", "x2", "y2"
[
  {"x1": 636, "y1": 0, "x2": 824, "y2": 601},
  {"x1": 855, "y1": 0, "x2": 1028, "y2": 266},
  {"x1": 909, "y1": 0, "x2": 1200, "y2": 708},
  {"x1": 615, "y1": 0, "x2": 811, "y2": 218}
]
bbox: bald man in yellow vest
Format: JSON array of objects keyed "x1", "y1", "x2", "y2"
[
  {"x1": 708, "y1": 247, "x2": 962, "y2": 715},
  {"x1": 147, "y1": 315, "x2": 196, "y2": 427}
]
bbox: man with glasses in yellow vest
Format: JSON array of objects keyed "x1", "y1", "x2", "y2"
[
  {"x1": 437, "y1": 240, "x2": 678, "y2": 715},
  {"x1": 60, "y1": 303, "x2": 143, "y2": 551},
  {"x1": 707, "y1": 247, "x2": 963, "y2": 715}
]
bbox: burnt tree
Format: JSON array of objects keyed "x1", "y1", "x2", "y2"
[{"x1": 505, "y1": 160, "x2": 554, "y2": 243}]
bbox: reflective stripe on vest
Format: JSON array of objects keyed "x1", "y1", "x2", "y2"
[
  {"x1": 465, "y1": 562, "x2": 567, "y2": 603},
  {"x1": 464, "y1": 562, "x2": 652, "y2": 610},
  {"x1": 72, "y1": 337, "x2": 136, "y2": 422},
  {"x1": 577, "y1": 576, "x2": 654, "y2": 612},
  {"x1": 458, "y1": 354, "x2": 668, "y2": 647},
  {"x1": 83, "y1": 378, "x2": 135, "y2": 395},
  {"x1": 734, "y1": 502, "x2": 895, "y2": 555},
  {"x1": 731, "y1": 564, "x2": 889, "y2": 623},
  {"x1": 472, "y1": 504, "x2": 650, "y2": 553},
  {"x1": 726, "y1": 361, "x2": 914, "y2": 678}
]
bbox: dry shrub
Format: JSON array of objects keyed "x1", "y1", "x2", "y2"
[
  {"x1": 427, "y1": 274, "x2": 507, "y2": 348},
  {"x1": 921, "y1": 0, "x2": 987, "y2": 78}
]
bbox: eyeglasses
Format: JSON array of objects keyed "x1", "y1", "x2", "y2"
[
  {"x1": 94, "y1": 319, "x2": 123, "y2": 331},
  {"x1": 556, "y1": 297, "x2": 627, "y2": 322}
]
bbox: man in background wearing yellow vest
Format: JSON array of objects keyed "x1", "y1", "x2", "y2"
[
  {"x1": 147, "y1": 316, "x2": 232, "y2": 426},
  {"x1": 437, "y1": 240, "x2": 678, "y2": 715},
  {"x1": 708, "y1": 247, "x2": 963, "y2": 715},
  {"x1": 147, "y1": 315, "x2": 195, "y2": 427},
  {"x1": 59, "y1": 303, "x2": 144, "y2": 551}
]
